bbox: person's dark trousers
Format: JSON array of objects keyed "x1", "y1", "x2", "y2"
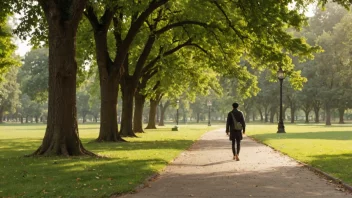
[
  {"x1": 231, "y1": 131, "x2": 242, "y2": 156},
  {"x1": 232, "y1": 138, "x2": 241, "y2": 156}
]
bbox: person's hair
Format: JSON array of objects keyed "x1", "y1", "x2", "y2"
[{"x1": 232, "y1": 103, "x2": 239, "y2": 109}]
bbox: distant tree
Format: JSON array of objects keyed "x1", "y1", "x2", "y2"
[
  {"x1": 0, "y1": 67, "x2": 20, "y2": 123},
  {"x1": 18, "y1": 48, "x2": 49, "y2": 103}
]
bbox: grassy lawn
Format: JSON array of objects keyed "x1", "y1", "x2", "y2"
[
  {"x1": 247, "y1": 122, "x2": 352, "y2": 185},
  {"x1": 0, "y1": 123, "x2": 221, "y2": 197}
]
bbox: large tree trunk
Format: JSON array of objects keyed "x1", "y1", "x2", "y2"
[
  {"x1": 86, "y1": 11, "x2": 124, "y2": 142},
  {"x1": 158, "y1": 100, "x2": 170, "y2": 126},
  {"x1": 120, "y1": 77, "x2": 137, "y2": 137},
  {"x1": 32, "y1": 0, "x2": 94, "y2": 156},
  {"x1": 133, "y1": 91, "x2": 146, "y2": 133},
  {"x1": 197, "y1": 113, "x2": 200, "y2": 123},
  {"x1": 35, "y1": 116, "x2": 39, "y2": 123},
  {"x1": 325, "y1": 105, "x2": 331, "y2": 126},
  {"x1": 97, "y1": 77, "x2": 123, "y2": 141},
  {"x1": 146, "y1": 98, "x2": 159, "y2": 129},
  {"x1": 338, "y1": 108, "x2": 345, "y2": 124}
]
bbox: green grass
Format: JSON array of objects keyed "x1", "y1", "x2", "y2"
[
  {"x1": 0, "y1": 123, "x2": 221, "y2": 197},
  {"x1": 247, "y1": 123, "x2": 352, "y2": 185}
]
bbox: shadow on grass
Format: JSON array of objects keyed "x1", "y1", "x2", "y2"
[
  {"x1": 308, "y1": 153, "x2": 352, "y2": 185},
  {"x1": 0, "y1": 155, "x2": 168, "y2": 197},
  {"x1": 251, "y1": 131, "x2": 352, "y2": 141}
]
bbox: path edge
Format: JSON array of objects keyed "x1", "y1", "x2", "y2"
[
  {"x1": 111, "y1": 128, "x2": 218, "y2": 197},
  {"x1": 247, "y1": 135, "x2": 352, "y2": 193}
]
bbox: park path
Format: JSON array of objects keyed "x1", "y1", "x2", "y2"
[{"x1": 119, "y1": 128, "x2": 351, "y2": 198}]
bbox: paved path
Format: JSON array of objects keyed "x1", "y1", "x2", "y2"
[{"x1": 120, "y1": 129, "x2": 351, "y2": 198}]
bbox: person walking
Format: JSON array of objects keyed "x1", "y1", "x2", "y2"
[{"x1": 226, "y1": 103, "x2": 246, "y2": 161}]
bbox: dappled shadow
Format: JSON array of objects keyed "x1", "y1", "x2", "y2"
[
  {"x1": 0, "y1": 155, "x2": 168, "y2": 198},
  {"x1": 308, "y1": 153, "x2": 352, "y2": 185},
  {"x1": 85, "y1": 139, "x2": 195, "y2": 153},
  {"x1": 0, "y1": 139, "x2": 42, "y2": 157},
  {"x1": 251, "y1": 131, "x2": 352, "y2": 141}
]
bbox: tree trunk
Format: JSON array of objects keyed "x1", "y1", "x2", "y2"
[
  {"x1": 314, "y1": 108, "x2": 320, "y2": 123},
  {"x1": 158, "y1": 101, "x2": 170, "y2": 126},
  {"x1": 0, "y1": 107, "x2": 3, "y2": 124},
  {"x1": 258, "y1": 109, "x2": 263, "y2": 122},
  {"x1": 304, "y1": 111, "x2": 309, "y2": 123},
  {"x1": 338, "y1": 108, "x2": 345, "y2": 124},
  {"x1": 325, "y1": 105, "x2": 331, "y2": 126},
  {"x1": 252, "y1": 112, "x2": 255, "y2": 122},
  {"x1": 83, "y1": 115, "x2": 86, "y2": 123},
  {"x1": 20, "y1": 116, "x2": 23, "y2": 124},
  {"x1": 35, "y1": 116, "x2": 39, "y2": 123},
  {"x1": 245, "y1": 112, "x2": 250, "y2": 123},
  {"x1": 120, "y1": 77, "x2": 137, "y2": 137},
  {"x1": 197, "y1": 113, "x2": 200, "y2": 123},
  {"x1": 26, "y1": 116, "x2": 28, "y2": 123},
  {"x1": 264, "y1": 106, "x2": 268, "y2": 122},
  {"x1": 133, "y1": 91, "x2": 146, "y2": 133},
  {"x1": 146, "y1": 98, "x2": 159, "y2": 129},
  {"x1": 31, "y1": 0, "x2": 94, "y2": 156},
  {"x1": 269, "y1": 108, "x2": 275, "y2": 123},
  {"x1": 290, "y1": 107, "x2": 295, "y2": 123},
  {"x1": 97, "y1": 73, "x2": 124, "y2": 141}
]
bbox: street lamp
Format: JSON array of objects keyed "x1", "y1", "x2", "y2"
[
  {"x1": 277, "y1": 67, "x2": 286, "y2": 133},
  {"x1": 176, "y1": 99, "x2": 179, "y2": 126},
  {"x1": 172, "y1": 100, "x2": 180, "y2": 131},
  {"x1": 207, "y1": 100, "x2": 212, "y2": 126}
]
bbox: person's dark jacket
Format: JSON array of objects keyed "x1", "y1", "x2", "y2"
[{"x1": 226, "y1": 109, "x2": 246, "y2": 134}]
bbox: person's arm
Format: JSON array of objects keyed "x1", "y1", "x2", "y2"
[{"x1": 226, "y1": 113, "x2": 230, "y2": 135}]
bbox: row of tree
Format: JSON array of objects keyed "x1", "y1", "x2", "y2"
[{"x1": 1, "y1": 0, "x2": 351, "y2": 156}]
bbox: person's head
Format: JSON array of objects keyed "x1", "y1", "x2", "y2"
[{"x1": 232, "y1": 103, "x2": 239, "y2": 109}]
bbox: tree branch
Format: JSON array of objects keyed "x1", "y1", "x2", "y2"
[
  {"x1": 211, "y1": 0, "x2": 247, "y2": 42},
  {"x1": 114, "y1": 0, "x2": 169, "y2": 67}
]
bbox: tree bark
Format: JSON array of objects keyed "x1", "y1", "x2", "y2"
[
  {"x1": 158, "y1": 100, "x2": 170, "y2": 126},
  {"x1": 31, "y1": 0, "x2": 94, "y2": 156},
  {"x1": 35, "y1": 116, "x2": 39, "y2": 123},
  {"x1": 197, "y1": 113, "x2": 200, "y2": 123},
  {"x1": 146, "y1": 98, "x2": 159, "y2": 129},
  {"x1": 338, "y1": 108, "x2": 345, "y2": 124},
  {"x1": 133, "y1": 91, "x2": 146, "y2": 132}
]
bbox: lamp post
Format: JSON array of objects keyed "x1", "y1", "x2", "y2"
[
  {"x1": 207, "y1": 100, "x2": 212, "y2": 126},
  {"x1": 176, "y1": 99, "x2": 179, "y2": 126},
  {"x1": 277, "y1": 67, "x2": 286, "y2": 133}
]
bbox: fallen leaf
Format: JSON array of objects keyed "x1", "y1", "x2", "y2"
[{"x1": 93, "y1": 189, "x2": 98, "y2": 191}]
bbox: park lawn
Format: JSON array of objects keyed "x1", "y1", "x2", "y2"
[
  {"x1": 0, "y1": 124, "x2": 221, "y2": 197},
  {"x1": 247, "y1": 123, "x2": 352, "y2": 185}
]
